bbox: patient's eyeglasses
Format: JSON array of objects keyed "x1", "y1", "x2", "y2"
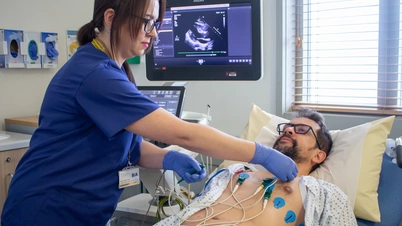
[
  {"x1": 133, "y1": 15, "x2": 161, "y2": 34},
  {"x1": 276, "y1": 123, "x2": 322, "y2": 150}
]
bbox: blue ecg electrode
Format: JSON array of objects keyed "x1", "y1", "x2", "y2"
[
  {"x1": 284, "y1": 210, "x2": 296, "y2": 223},
  {"x1": 273, "y1": 197, "x2": 286, "y2": 209}
]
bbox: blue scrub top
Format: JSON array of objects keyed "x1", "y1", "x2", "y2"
[{"x1": 1, "y1": 43, "x2": 159, "y2": 225}]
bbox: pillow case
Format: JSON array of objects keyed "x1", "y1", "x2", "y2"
[{"x1": 222, "y1": 104, "x2": 394, "y2": 222}]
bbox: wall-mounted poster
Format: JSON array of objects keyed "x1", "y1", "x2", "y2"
[{"x1": 66, "y1": 30, "x2": 78, "y2": 60}]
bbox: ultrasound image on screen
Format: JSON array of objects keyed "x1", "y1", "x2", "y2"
[{"x1": 173, "y1": 10, "x2": 228, "y2": 57}]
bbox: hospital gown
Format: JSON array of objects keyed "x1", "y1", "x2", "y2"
[
  {"x1": 300, "y1": 175, "x2": 357, "y2": 225},
  {"x1": 154, "y1": 164, "x2": 357, "y2": 226}
]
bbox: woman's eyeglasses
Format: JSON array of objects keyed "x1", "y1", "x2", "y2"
[
  {"x1": 134, "y1": 15, "x2": 161, "y2": 34},
  {"x1": 276, "y1": 123, "x2": 322, "y2": 150}
]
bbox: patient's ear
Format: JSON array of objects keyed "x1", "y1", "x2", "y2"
[{"x1": 311, "y1": 150, "x2": 327, "y2": 164}]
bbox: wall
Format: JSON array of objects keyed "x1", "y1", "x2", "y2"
[
  {"x1": 0, "y1": 0, "x2": 278, "y2": 137},
  {"x1": 0, "y1": 0, "x2": 93, "y2": 129},
  {"x1": 2, "y1": 0, "x2": 401, "y2": 141}
]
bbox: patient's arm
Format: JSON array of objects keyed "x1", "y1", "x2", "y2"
[{"x1": 183, "y1": 170, "x2": 305, "y2": 226}]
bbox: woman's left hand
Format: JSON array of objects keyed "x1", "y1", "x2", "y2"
[{"x1": 163, "y1": 150, "x2": 207, "y2": 183}]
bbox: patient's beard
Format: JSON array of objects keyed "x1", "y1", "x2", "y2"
[{"x1": 273, "y1": 135, "x2": 309, "y2": 164}]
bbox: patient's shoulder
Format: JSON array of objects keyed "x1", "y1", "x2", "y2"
[{"x1": 301, "y1": 176, "x2": 357, "y2": 225}]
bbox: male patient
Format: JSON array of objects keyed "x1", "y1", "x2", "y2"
[{"x1": 155, "y1": 108, "x2": 357, "y2": 226}]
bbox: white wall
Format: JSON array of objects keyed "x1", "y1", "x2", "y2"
[
  {"x1": 0, "y1": 0, "x2": 93, "y2": 129},
  {"x1": 0, "y1": 0, "x2": 278, "y2": 137}
]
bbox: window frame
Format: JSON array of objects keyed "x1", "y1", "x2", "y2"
[{"x1": 280, "y1": 0, "x2": 402, "y2": 116}]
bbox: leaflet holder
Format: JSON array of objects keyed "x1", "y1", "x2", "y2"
[
  {"x1": 21, "y1": 31, "x2": 45, "y2": 69},
  {"x1": 0, "y1": 29, "x2": 25, "y2": 68},
  {"x1": 41, "y1": 32, "x2": 59, "y2": 68}
]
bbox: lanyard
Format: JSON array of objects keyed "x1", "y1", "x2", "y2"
[
  {"x1": 91, "y1": 38, "x2": 112, "y2": 58},
  {"x1": 126, "y1": 151, "x2": 132, "y2": 168}
]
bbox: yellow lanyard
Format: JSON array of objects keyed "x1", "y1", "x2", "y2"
[{"x1": 91, "y1": 38, "x2": 111, "y2": 57}]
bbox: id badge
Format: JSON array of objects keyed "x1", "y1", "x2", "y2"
[{"x1": 118, "y1": 167, "x2": 140, "y2": 189}]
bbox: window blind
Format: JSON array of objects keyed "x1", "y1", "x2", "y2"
[{"x1": 292, "y1": 0, "x2": 402, "y2": 115}]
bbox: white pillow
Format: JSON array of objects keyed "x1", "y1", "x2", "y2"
[{"x1": 221, "y1": 104, "x2": 395, "y2": 222}]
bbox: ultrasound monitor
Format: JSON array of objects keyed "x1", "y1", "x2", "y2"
[
  {"x1": 146, "y1": 0, "x2": 261, "y2": 81},
  {"x1": 137, "y1": 86, "x2": 186, "y2": 118}
]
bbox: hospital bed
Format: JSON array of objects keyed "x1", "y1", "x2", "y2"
[
  {"x1": 356, "y1": 153, "x2": 402, "y2": 226},
  {"x1": 110, "y1": 104, "x2": 402, "y2": 225},
  {"x1": 215, "y1": 105, "x2": 402, "y2": 226},
  {"x1": 109, "y1": 154, "x2": 402, "y2": 226}
]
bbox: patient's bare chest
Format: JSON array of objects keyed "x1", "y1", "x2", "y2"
[{"x1": 184, "y1": 171, "x2": 305, "y2": 226}]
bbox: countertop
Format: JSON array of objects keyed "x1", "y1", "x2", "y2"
[
  {"x1": 4, "y1": 116, "x2": 39, "y2": 127},
  {"x1": 0, "y1": 131, "x2": 31, "y2": 152}
]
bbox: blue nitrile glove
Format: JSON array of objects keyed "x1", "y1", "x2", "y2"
[
  {"x1": 163, "y1": 150, "x2": 207, "y2": 183},
  {"x1": 250, "y1": 143, "x2": 298, "y2": 181},
  {"x1": 46, "y1": 41, "x2": 59, "y2": 60},
  {"x1": 28, "y1": 41, "x2": 39, "y2": 60}
]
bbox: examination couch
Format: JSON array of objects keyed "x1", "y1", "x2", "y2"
[
  {"x1": 221, "y1": 104, "x2": 402, "y2": 225},
  {"x1": 112, "y1": 105, "x2": 402, "y2": 225},
  {"x1": 356, "y1": 153, "x2": 402, "y2": 226}
]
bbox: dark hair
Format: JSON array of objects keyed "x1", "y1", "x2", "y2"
[
  {"x1": 77, "y1": 0, "x2": 166, "y2": 83},
  {"x1": 295, "y1": 107, "x2": 333, "y2": 160}
]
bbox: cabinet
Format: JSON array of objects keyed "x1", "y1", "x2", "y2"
[{"x1": 0, "y1": 147, "x2": 28, "y2": 213}]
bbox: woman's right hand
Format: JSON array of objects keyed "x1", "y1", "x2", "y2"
[
  {"x1": 249, "y1": 143, "x2": 298, "y2": 181},
  {"x1": 163, "y1": 150, "x2": 207, "y2": 183}
]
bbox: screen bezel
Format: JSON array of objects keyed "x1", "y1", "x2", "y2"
[
  {"x1": 136, "y1": 86, "x2": 186, "y2": 118},
  {"x1": 145, "y1": 0, "x2": 261, "y2": 81}
]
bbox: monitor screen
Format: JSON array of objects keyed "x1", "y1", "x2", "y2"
[
  {"x1": 137, "y1": 86, "x2": 186, "y2": 118},
  {"x1": 146, "y1": 0, "x2": 261, "y2": 81}
]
